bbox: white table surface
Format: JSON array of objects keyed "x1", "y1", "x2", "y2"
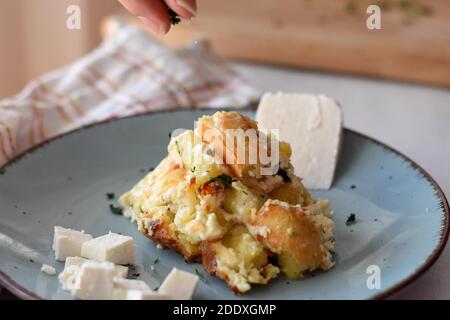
[{"x1": 234, "y1": 61, "x2": 450, "y2": 299}]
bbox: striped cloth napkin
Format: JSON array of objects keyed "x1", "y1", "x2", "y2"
[{"x1": 0, "y1": 23, "x2": 261, "y2": 168}]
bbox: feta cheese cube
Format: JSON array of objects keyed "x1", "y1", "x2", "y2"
[
  {"x1": 40, "y1": 264, "x2": 56, "y2": 275},
  {"x1": 71, "y1": 261, "x2": 115, "y2": 300},
  {"x1": 59, "y1": 257, "x2": 128, "y2": 291},
  {"x1": 159, "y1": 268, "x2": 199, "y2": 300},
  {"x1": 125, "y1": 290, "x2": 169, "y2": 300},
  {"x1": 81, "y1": 232, "x2": 134, "y2": 265},
  {"x1": 256, "y1": 93, "x2": 343, "y2": 189},
  {"x1": 53, "y1": 226, "x2": 93, "y2": 261},
  {"x1": 112, "y1": 278, "x2": 151, "y2": 300}
]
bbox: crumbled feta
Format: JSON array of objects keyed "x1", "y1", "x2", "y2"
[
  {"x1": 81, "y1": 232, "x2": 134, "y2": 265},
  {"x1": 40, "y1": 264, "x2": 56, "y2": 276},
  {"x1": 59, "y1": 257, "x2": 128, "y2": 291},
  {"x1": 256, "y1": 93, "x2": 343, "y2": 189},
  {"x1": 71, "y1": 261, "x2": 115, "y2": 300},
  {"x1": 158, "y1": 268, "x2": 199, "y2": 300},
  {"x1": 125, "y1": 290, "x2": 169, "y2": 300},
  {"x1": 53, "y1": 226, "x2": 93, "y2": 261},
  {"x1": 112, "y1": 278, "x2": 151, "y2": 299}
]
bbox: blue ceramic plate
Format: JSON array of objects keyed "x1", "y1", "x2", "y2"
[{"x1": 0, "y1": 109, "x2": 448, "y2": 300}]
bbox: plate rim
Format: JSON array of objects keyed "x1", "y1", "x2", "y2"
[{"x1": 0, "y1": 108, "x2": 448, "y2": 300}]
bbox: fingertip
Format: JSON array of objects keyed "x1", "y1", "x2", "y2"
[
  {"x1": 165, "y1": 0, "x2": 197, "y2": 19},
  {"x1": 138, "y1": 16, "x2": 170, "y2": 36}
]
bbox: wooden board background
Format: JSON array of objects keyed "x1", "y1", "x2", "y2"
[{"x1": 159, "y1": 0, "x2": 450, "y2": 87}]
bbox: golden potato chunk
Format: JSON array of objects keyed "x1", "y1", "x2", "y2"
[
  {"x1": 252, "y1": 200, "x2": 332, "y2": 279},
  {"x1": 201, "y1": 225, "x2": 279, "y2": 294}
]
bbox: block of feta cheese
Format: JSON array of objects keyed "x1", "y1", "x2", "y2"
[
  {"x1": 40, "y1": 264, "x2": 56, "y2": 276},
  {"x1": 59, "y1": 257, "x2": 128, "y2": 291},
  {"x1": 81, "y1": 232, "x2": 134, "y2": 265},
  {"x1": 256, "y1": 93, "x2": 343, "y2": 189},
  {"x1": 71, "y1": 261, "x2": 115, "y2": 300},
  {"x1": 158, "y1": 268, "x2": 199, "y2": 300},
  {"x1": 125, "y1": 290, "x2": 169, "y2": 300},
  {"x1": 53, "y1": 226, "x2": 93, "y2": 261},
  {"x1": 112, "y1": 278, "x2": 151, "y2": 300}
]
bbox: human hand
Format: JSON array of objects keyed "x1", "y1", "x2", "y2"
[{"x1": 118, "y1": 0, "x2": 196, "y2": 36}]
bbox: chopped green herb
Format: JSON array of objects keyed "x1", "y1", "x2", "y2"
[
  {"x1": 29, "y1": 259, "x2": 34, "y2": 263},
  {"x1": 346, "y1": 213, "x2": 356, "y2": 226},
  {"x1": 153, "y1": 258, "x2": 159, "y2": 264},
  {"x1": 277, "y1": 168, "x2": 291, "y2": 183},
  {"x1": 168, "y1": 132, "x2": 172, "y2": 139},
  {"x1": 0, "y1": 168, "x2": 5, "y2": 175},
  {"x1": 149, "y1": 167, "x2": 155, "y2": 172},
  {"x1": 109, "y1": 204, "x2": 123, "y2": 215},
  {"x1": 191, "y1": 166, "x2": 196, "y2": 173},
  {"x1": 350, "y1": 185, "x2": 356, "y2": 189},
  {"x1": 206, "y1": 149, "x2": 213, "y2": 156},
  {"x1": 209, "y1": 174, "x2": 235, "y2": 189},
  {"x1": 132, "y1": 273, "x2": 140, "y2": 278},
  {"x1": 154, "y1": 286, "x2": 159, "y2": 291},
  {"x1": 106, "y1": 192, "x2": 115, "y2": 200},
  {"x1": 195, "y1": 268, "x2": 207, "y2": 283},
  {"x1": 242, "y1": 190, "x2": 248, "y2": 196},
  {"x1": 175, "y1": 140, "x2": 181, "y2": 155},
  {"x1": 168, "y1": 8, "x2": 181, "y2": 25}
]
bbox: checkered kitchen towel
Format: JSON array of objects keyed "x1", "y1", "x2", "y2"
[{"x1": 0, "y1": 22, "x2": 261, "y2": 167}]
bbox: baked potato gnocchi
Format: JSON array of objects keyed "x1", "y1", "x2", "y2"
[{"x1": 120, "y1": 111, "x2": 335, "y2": 294}]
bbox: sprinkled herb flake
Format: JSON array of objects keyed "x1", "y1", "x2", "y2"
[
  {"x1": 346, "y1": 213, "x2": 356, "y2": 226},
  {"x1": 106, "y1": 192, "x2": 115, "y2": 200},
  {"x1": 175, "y1": 140, "x2": 181, "y2": 155},
  {"x1": 195, "y1": 268, "x2": 208, "y2": 283},
  {"x1": 350, "y1": 185, "x2": 356, "y2": 189},
  {"x1": 109, "y1": 204, "x2": 123, "y2": 215},
  {"x1": 277, "y1": 168, "x2": 291, "y2": 183},
  {"x1": 0, "y1": 168, "x2": 5, "y2": 175},
  {"x1": 168, "y1": 8, "x2": 181, "y2": 25},
  {"x1": 209, "y1": 174, "x2": 235, "y2": 189},
  {"x1": 154, "y1": 258, "x2": 159, "y2": 264}
]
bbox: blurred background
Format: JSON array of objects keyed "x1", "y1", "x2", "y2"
[{"x1": 1, "y1": 0, "x2": 449, "y2": 99}]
